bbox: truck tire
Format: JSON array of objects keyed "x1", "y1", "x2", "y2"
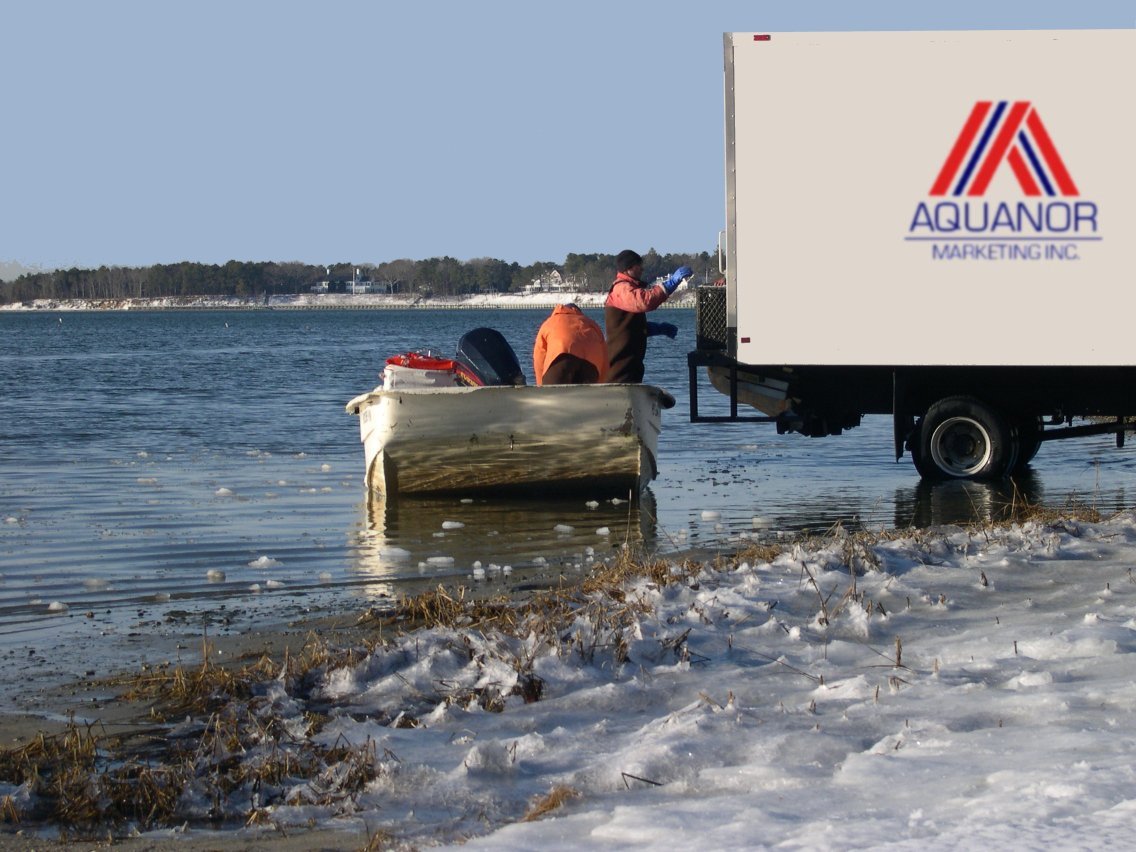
[{"x1": 916, "y1": 396, "x2": 1018, "y2": 480}]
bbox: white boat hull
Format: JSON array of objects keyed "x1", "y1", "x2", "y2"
[{"x1": 345, "y1": 383, "x2": 675, "y2": 498}]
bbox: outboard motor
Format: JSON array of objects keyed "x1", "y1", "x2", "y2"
[{"x1": 454, "y1": 327, "x2": 526, "y2": 386}]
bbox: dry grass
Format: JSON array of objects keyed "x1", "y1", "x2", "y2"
[
  {"x1": 581, "y1": 547, "x2": 702, "y2": 592},
  {"x1": 523, "y1": 784, "x2": 581, "y2": 821},
  {"x1": 0, "y1": 718, "x2": 190, "y2": 830},
  {"x1": 0, "y1": 632, "x2": 386, "y2": 835},
  {"x1": 1005, "y1": 496, "x2": 1103, "y2": 525},
  {"x1": 116, "y1": 656, "x2": 264, "y2": 718},
  {"x1": 951, "y1": 477, "x2": 1106, "y2": 528},
  {"x1": 0, "y1": 709, "x2": 383, "y2": 834},
  {"x1": 375, "y1": 585, "x2": 523, "y2": 633}
]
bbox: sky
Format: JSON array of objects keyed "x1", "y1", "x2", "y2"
[
  {"x1": 2, "y1": 0, "x2": 1133, "y2": 272},
  {"x1": 9, "y1": 512, "x2": 1136, "y2": 847}
]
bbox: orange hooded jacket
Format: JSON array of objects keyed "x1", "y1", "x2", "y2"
[{"x1": 532, "y1": 304, "x2": 607, "y2": 385}]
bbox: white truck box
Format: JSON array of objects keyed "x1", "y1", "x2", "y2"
[{"x1": 725, "y1": 30, "x2": 1135, "y2": 367}]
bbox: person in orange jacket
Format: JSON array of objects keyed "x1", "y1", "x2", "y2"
[{"x1": 532, "y1": 303, "x2": 607, "y2": 385}]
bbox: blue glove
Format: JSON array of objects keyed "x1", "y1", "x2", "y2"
[
  {"x1": 662, "y1": 266, "x2": 693, "y2": 295},
  {"x1": 646, "y1": 321, "x2": 678, "y2": 339}
]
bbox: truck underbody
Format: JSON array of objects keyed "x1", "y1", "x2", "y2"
[{"x1": 690, "y1": 289, "x2": 1136, "y2": 480}]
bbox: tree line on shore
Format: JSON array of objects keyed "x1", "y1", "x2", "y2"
[{"x1": 0, "y1": 250, "x2": 714, "y2": 305}]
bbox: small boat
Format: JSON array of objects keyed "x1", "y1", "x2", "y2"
[{"x1": 346, "y1": 328, "x2": 675, "y2": 499}]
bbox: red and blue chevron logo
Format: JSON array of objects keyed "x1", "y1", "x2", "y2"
[{"x1": 930, "y1": 101, "x2": 1079, "y2": 198}]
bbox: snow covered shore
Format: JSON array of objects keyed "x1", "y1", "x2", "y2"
[
  {"x1": 0, "y1": 290, "x2": 696, "y2": 312},
  {"x1": 329, "y1": 513, "x2": 1136, "y2": 850},
  {"x1": 8, "y1": 512, "x2": 1136, "y2": 849}
]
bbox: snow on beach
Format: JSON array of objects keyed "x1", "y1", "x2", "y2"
[
  {"x1": 12, "y1": 512, "x2": 1136, "y2": 848},
  {"x1": 343, "y1": 514, "x2": 1136, "y2": 850},
  {"x1": 0, "y1": 289, "x2": 697, "y2": 312}
]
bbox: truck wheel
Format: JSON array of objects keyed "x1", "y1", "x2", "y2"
[{"x1": 917, "y1": 397, "x2": 1018, "y2": 480}]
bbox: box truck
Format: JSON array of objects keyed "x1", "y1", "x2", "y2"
[{"x1": 690, "y1": 29, "x2": 1136, "y2": 480}]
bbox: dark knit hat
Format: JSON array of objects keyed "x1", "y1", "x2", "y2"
[{"x1": 615, "y1": 249, "x2": 643, "y2": 272}]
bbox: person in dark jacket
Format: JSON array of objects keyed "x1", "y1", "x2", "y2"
[{"x1": 604, "y1": 250, "x2": 691, "y2": 383}]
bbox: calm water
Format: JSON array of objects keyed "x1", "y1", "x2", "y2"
[{"x1": 2, "y1": 308, "x2": 1134, "y2": 680}]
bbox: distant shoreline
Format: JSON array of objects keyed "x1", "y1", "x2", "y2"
[{"x1": 0, "y1": 291, "x2": 698, "y2": 312}]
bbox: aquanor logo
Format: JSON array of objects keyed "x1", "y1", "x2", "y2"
[{"x1": 906, "y1": 100, "x2": 1101, "y2": 261}]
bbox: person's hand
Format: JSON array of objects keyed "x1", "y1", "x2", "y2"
[{"x1": 662, "y1": 266, "x2": 693, "y2": 294}]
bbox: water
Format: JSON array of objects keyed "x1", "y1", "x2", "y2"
[{"x1": 2, "y1": 308, "x2": 1134, "y2": 694}]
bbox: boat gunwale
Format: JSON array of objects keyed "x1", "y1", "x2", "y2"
[{"x1": 346, "y1": 382, "x2": 676, "y2": 414}]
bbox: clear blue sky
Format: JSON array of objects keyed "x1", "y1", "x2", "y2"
[{"x1": 2, "y1": 0, "x2": 1132, "y2": 271}]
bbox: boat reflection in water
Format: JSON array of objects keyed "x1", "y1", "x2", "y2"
[
  {"x1": 894, "y1": 469, "x2": 1047, "y2": 529},
  {"x1": 349, "y1": 490, "x2": 659, "y2": 599}
]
